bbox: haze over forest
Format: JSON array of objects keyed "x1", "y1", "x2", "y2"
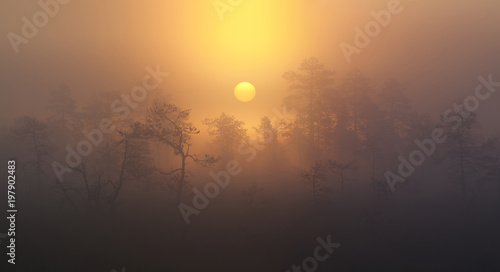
[{"x1": 1, "y1": 1, "x2": 500, "y2": 271}]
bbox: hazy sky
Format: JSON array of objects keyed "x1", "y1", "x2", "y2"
[{"x1": 1, "y1": 0, "x2": 500, "y2": 133}]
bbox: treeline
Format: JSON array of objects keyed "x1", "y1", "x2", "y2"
[{"x1": 2, "y1": 57, "x2": 500, "y2": 217}]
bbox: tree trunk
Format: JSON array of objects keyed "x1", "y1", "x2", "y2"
[
  {"x1": 308, "y1": 73, "x2": 315, "y2": 152},
  {"x1": 177, "y1": 153, "x2": 187, "y2": 204},
  {"x1": 110, "y1": 139, "x2": 129, "y2": 216},
  {"x1": 459, "y1": 140, "x2": 466, "y2": 199},
  {"x1": 32, "y1": 134, "x2": 42, "y2": 191},
  {"x1": 312, "y1": 176, "x2": 317, "y2": 207}
]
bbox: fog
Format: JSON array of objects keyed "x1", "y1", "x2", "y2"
[{"x1": 1, "y1": 0, "x2": 500, "y2": 271}]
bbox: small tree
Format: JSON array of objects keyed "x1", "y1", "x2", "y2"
[
  {"x1": 12, "y1": 116, "x2": 51, "y2": 192},
  {"x1": 438, "y1": 112, "x2": 481, "y2": 199},
  {"x1": 203, "y1": 112, "x2": 247, "y2": 159},
  {"x1": 54, "y1": 123, "x2": 153, "y2": 215},
  {"x1": 241, "y1": 182, "x2": 264, "y2": 207},
  {"x1": 338, "y1": 69, "x2": 373, "y2": 143},
  {"x1": 377, "y1": 79, "x2": 413, "y2": 142},
  {"x1": 478, "y1": 137, "x2": 500, "y2": 198},
  {"x1": 299, "y1": 161, "x2": 328, "y2": 207},
  {"x1": 327, "y1": 160, "x2": 357, "y2": 198},
  {"x1": 254, "y1": 116, "x2": 279, "y2": 145},
  {"x1": 141, "y1": 100, "x2": 217, "y2": 204},
  {"x1": 46, "y1": 84, "x2": 79, "y2": 143},
  {"x1": 283, "y1": 57, "x2": 335, "y2": 155}
]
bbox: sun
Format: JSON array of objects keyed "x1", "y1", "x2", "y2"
[{"x1": 234, "y1": 82, "x2": 256, "y2": 102}]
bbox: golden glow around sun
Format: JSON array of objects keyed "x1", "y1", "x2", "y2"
[
  {"x1": 234, "y1": 82, "x2": 256, "y2": 102},
  {"x1": 184, "y1": 1, "x2": 308, "y2": 67}
]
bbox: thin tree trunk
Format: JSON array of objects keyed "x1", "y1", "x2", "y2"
[
  {"x1": 79, "y1": 165, "x2": 93, "y2": 211},
  {"x1": 179, "y1": 151, "x2": 189, "y2": 243},
  {"x1": 177, "y1": 153, "x2": 187, "y2": 204},
  {"x1": 312, "y1": 176, "x2": 317, "y2": 207},
  {"x1": 110, "y1": 139, "x2": 129, "y2": 216},
  {"x1": 309, "y1": 73, "x2": 315, "y2": 152},
  {"x1": 459, "y1": 140, "x2": 466, "y2": 199},
  {"x1": 32, "y1": 134, "x2": 42, "y2": 189},
  {"x1": 57, "y1": 180, "x2": 79, "y2": 213}
]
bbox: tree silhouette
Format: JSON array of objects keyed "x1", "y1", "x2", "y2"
[
  {"x1": 203, "y1": 112, "x2": 247, "y2": 159},
  {"x1": 141, "y1": 100, "x2": 217, "y2": 204},
  {"x1": 283, "y1": 57, "x2": 335, "y2": 155},
  {"x1": 108, "y1": 127, "x2": 154, "y2": 215},
  {"x1": 377, "y1": 79, "x2": 413, "y2": 142},
  {"x1": 299, "y1": 161, "x2": 328, "y2": 207},
  {"x1": 328, "y1": 159, "x2": 357, "y2": 198},
  {"x1": 338, "y1": 69, "x2": 372, "y2": 145},
  {"x1": 253, "y1": 116, "x2": 282, "y2": 162},
  {"x1": 438, "y1": 112, "x2": 481, "y2": 199},
  {"x1": 47, "y1": 84, "x2": 79, "y2": 143},
  {"x1": 12, "y1": 116, "x2": 51, "y2": 192},
  {"x1": 478, "y1": 136, "x2": 500, "y2": 198}
]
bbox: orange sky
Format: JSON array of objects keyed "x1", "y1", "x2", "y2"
[{"x1": 1, "y1": 0, "x2": 500, "y2": 133}]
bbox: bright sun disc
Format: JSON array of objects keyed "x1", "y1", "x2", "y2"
[{"x1": 234, "y1": 82, "x2": 256, "y2": 102}]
